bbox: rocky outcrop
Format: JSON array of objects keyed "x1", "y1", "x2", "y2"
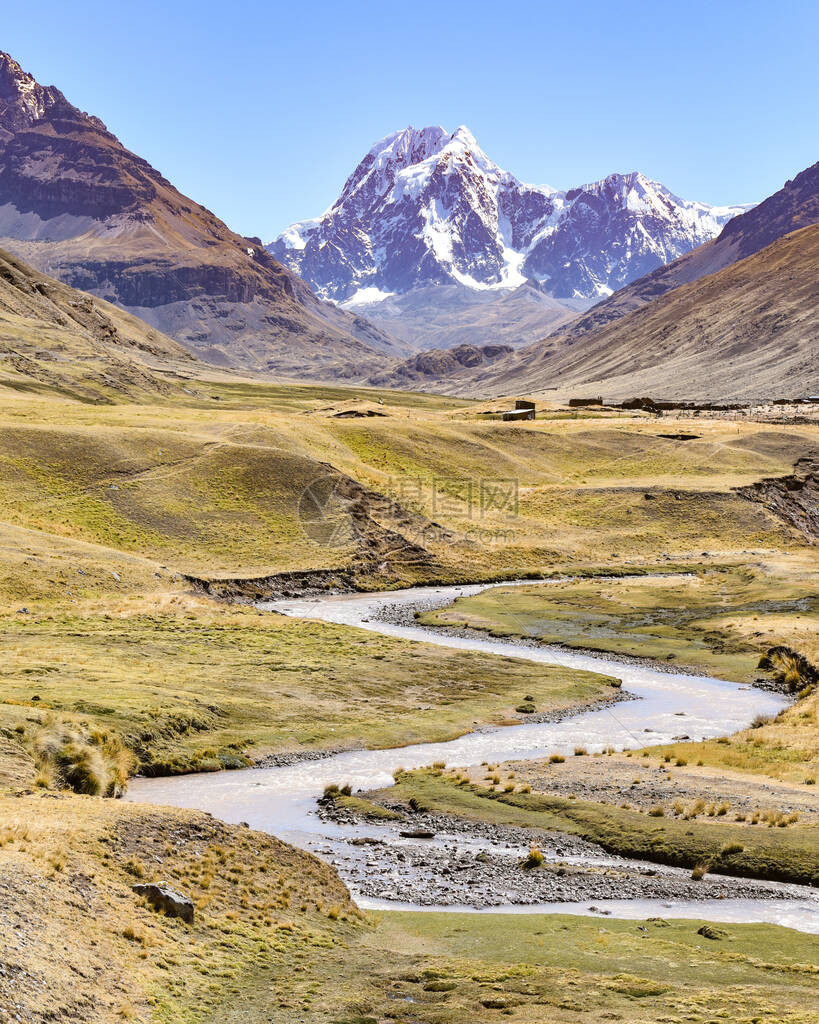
[
  {"x1": 368, "y1": 343, "x2": 513, "y2": 388},
  {"x1": 737, "y1": 458, "x2": 818, "y2": 542},
  {"x1": 132, "y1": 882, "x2": 194, "y2": 923}
]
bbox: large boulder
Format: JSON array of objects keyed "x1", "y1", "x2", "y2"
[{"x1": 132, "y1": 882, "x2": 194, "y2": 923}]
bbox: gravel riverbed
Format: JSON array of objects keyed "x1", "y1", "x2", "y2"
[{"x1": 318, "y1": 799, "x2": 812, "y2": 908}]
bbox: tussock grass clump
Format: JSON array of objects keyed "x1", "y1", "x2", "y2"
[
  {"x1": 549, "y1": 753, "x2": 565, "y2": 764},
  {"x1": 29, "y1": 716, "x2": 131, "y2": 797},
  {"x1": 521, "y1": 846, "x2": 544, "y2": 869},
  {"x1": 758, "y1": 646, "x2": 818, "y2": 695},
  {"x1": 322, "y1": 782, "x2": 353, "y2": 797}
]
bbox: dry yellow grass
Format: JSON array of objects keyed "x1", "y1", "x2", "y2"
[
  {"x1": 0, "y1": 791, "x2": 358, "y2": 1023},
  {"x1": 0, "y1": 376, "x2": 817, "y2": 1023}
]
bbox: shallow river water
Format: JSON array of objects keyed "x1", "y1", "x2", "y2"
[{"x1": 128, "y1": 581, "x2": 819, "y2": 933}]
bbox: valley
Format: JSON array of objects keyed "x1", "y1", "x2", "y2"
[
  {"x1": 0, "y1": 29, "x2": 817, "y2": 1024},
  {"x1": 1, "y1": 369, "x2": 817, "y2": 1023}
]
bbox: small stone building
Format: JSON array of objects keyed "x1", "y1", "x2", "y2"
[{"x1": 502, "y1": 399, "x2": 536, "y2": 421}]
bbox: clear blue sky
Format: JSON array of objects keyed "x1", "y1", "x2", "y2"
[{"x1": 5, "y1": 0, "x2": 817, "y2": 240}]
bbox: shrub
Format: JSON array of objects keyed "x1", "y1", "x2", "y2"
[
  {"x1": 29, "y1": 716, "x2": 131, "y2": 797},
  {"x1": 574, "y1": 747, "x2": 587, "y2": 757},
  {"x1": 549, "y1": 754, "x2": 565, "y2": 764},
  {"x1": 522, "y1": 846, "x2": 544, "y2": 869},
  {"x1": 758, "y1": 646, "x2": 818, "y2": 694}
]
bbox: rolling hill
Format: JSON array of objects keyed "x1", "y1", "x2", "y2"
[{"x1": 0, "y1": 244, "x2": 199, "y2": 401}]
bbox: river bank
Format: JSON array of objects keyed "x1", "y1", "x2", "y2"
[
  {"x1": 125, "y1": 580, "x2": 819, "y2": 932},
  {"x1": 318, "y1": 791, "x2": 817, "y2": 909}
]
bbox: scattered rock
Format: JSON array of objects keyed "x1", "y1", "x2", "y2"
[{"x1": 132, "y1": 882, "x2": 194, "y2": 923}]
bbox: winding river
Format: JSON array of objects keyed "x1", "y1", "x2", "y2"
[{"x1": 128, "y1": 581, "x2": 819, "y2": 933}]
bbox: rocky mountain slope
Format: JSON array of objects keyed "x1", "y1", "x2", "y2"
[
  {"x1": 0, "y1": 51, "x2": 400, "y2": 377},
  {"x1": 367, "y1": 341, "x2": 513, "y2": 390},
  {"x1": 439, "y1": 221, "x2": 819, "y2": 401},
  {"x1": 556, "y1": 160, "x2": 819, "y2": 339},
  {"x1": 0, "y1": 244, "x2": 198, "y2": 401},
  {"x1": 270, "y1": 125, "x2": 748, "y2": 307},
  {"x1": 346, "y1": 280, "x2": 584, "y2": 353}
]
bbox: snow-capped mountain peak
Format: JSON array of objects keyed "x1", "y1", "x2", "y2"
[{"x1": 269, "y1": 126, "x2": 751, "y2": 304}]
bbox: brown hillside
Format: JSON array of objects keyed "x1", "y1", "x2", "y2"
[
  {"x1": 445, "y1": 223, "x2": 819, "y2": 400},
  {"x1": 556, "y1": 161, "x2": 819, "y2": 340},
  {"x1": 0, "y1": 52, "x2": 398, "y2": 377},
  {"x1": 0, "y1": 245, "x2": 197, "y2": 401}
]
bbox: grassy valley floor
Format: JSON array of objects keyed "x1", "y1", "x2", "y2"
[
  {"x1": 2, "y1": 788, "x2": 817, "y2": 1024},
  {"x1": 1, "y1": 378, "x2": 818, "y2": 1021}
]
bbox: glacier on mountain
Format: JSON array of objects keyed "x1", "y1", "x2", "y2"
[{"x1": 268, "y1": 126, "x2": 751, "y2": 305}]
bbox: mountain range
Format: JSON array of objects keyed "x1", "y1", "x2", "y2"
[
  {"x1": 0, "y1": 49, "x2": 814, "y2": 402},
  {"x1": 406, "y1": 164, "x2": 819, "y2": 400},
  {"x1": 269, "y1": 125, "x2": 749, "y2": 350},
  {"x1": 0, "y1": 51, "x2": 400, "y2": 377}
]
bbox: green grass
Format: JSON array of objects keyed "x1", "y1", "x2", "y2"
[
  {"x1": 378, "y1": 769, "x2": 819, "y2": 886},
  {"x1": 334, "y1": 910, "x2": 819, "y2": 1024},
  {"x1": 0, "y1": 603, "x2": 613, "y2": 778},
  {"x1": 419, "y1": 563, "x2": 819, "y2": 683}
]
